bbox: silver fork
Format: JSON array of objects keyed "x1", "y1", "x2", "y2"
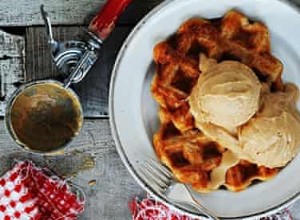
[{"x1": 139, "y1": 159, "x2": 220, "y2": 220}]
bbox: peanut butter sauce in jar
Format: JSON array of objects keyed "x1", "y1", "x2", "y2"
[{"x1": 6, "y1": 81, "x2": 83, "y2": 153}]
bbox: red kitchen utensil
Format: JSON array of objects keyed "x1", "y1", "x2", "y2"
[{"x1": 89, "y1": 0, "x2": 133, "y2": 41}]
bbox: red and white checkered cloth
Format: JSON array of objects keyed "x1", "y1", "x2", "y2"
[
  {"x1": 0, "y1": 161, "x2": 85, "y2": 220},
  {"x1": 130, "y1": 195, "x2": 293, "y2": 220}
]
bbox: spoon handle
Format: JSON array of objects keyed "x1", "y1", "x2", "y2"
[
  {"x1": 88, "y1": 0, "x2": 133, "y2": 42},
  {"x1": 40, "y1": 5, "x2": 58, "y2": 53}
]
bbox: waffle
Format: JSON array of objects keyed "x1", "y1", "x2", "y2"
[{"x1": 151, "y1": 10, "x2": 281, "y2": 192}]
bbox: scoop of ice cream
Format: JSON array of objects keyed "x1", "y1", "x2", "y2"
[
  {"x1": 239, "y1": 83, "x2": 300, "y2": 168},
  {"x1": 189, "y1": 55, "x2": 262, "y2": 131}
]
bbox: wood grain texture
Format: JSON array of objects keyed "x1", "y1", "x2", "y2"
[
  {"x1": 0, "y1": 30, "x2": 25, "y2": 115},
  {"x1": 0, "y1": 30, "x2": 25, "y2": 58},
  {"x1": 0, "y1": 0, "x2": 163, "y2": 26},
  {"x1": 25, "y1": 26, "x2": 83, "y2": 81},
  {"x1": 0, "y1": 118, "x2": 145, "y2": 219},
  {"x1": 25, "y1": 26, "x2": 132, "y2": 117}
]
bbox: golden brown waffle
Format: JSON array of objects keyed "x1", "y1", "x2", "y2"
[{"x1": 151, "y1": 10, "x2": 281, "y2": 192}]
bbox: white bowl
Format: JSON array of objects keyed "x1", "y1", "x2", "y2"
[{"x1": 109, "y1": 0, "x2": 300, "y2": 218}]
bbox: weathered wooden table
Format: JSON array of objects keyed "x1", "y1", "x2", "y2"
[{"x1": 1, "y1": 0, "x2": 300, "y2": 219}]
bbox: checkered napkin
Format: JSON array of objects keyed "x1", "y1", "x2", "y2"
[
  {"x1": 0, "y1": 161, "x2": 85, "y2": 220},
  {"x1": 130, "y1": 195, "x2": 293, "y2": 220}
]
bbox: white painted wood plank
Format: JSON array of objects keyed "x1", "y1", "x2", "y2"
[
  {"x1": 0, "y1": 0, "x2": 104, "y2": 26},
  {"x1": 0, "y1": 58, "x2": 25, "y2": 109},
  {"x1": 0, "y1": 29, "x2": 25, "y2": 115},
  {"x1": 0, "y1": 29, "x2": 25, "y2": 58},
  {"x1": 0, "y1": 0, "x2": 162, "y2": 26}
]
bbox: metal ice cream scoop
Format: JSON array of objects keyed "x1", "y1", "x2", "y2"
[{"x1": 40, "y1": 0, "x2": 133, "y2": 88}]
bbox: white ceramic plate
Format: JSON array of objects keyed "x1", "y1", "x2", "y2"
[{"x1": 109, "y1": 0, "x2": 300, "y2": 218}]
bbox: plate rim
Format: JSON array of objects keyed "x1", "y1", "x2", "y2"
[{"x1": 109, "y1": 0, "x2": 300, "y2": 218}]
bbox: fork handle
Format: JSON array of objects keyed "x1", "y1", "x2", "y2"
[
  {"x1": 187, "y1": 200, "x2": 220, "y2": 220},
  {"x1": 184, "y1": 185, "x2": 221, "y2": 220},
  {"x1": 88, "y1": 0, "x2": 133, "y2": 41}
]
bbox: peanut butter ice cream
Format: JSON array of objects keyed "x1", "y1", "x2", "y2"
[
  {"x1": 239, "y1": 84, "x2": 300, "y2": 168},
  {"x1": 189, "y1": 54, "x2": 300, "y2": 169},
  {"x1": 189, "y1": 54, "x2": 261, "y2": 132}
]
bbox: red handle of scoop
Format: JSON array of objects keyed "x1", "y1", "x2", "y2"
[{"x1": 88, "y1": 0, "x2": 133, "y2": 41}]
